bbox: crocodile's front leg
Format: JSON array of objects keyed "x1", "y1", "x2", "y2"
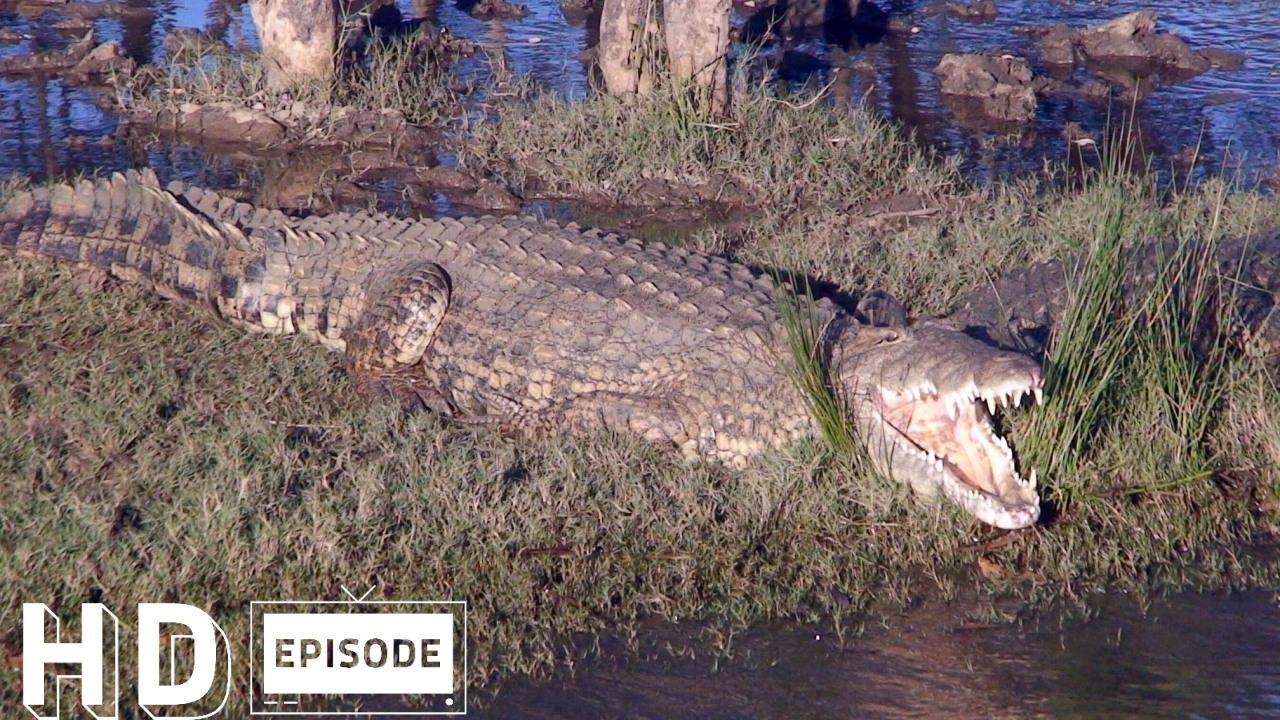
[{"x1": 344, "y1": 262, "x2": 455, "y2": 414}]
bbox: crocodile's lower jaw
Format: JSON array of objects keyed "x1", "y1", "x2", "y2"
[{"x1": 874, "y1": 383, "x2": 1043, "y2": 530}]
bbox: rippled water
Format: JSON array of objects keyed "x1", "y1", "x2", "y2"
[
  {"x1": 850, "y1": 0, "x2": 1280, "y2": 181},
  {"x1": 478, "y1": 589, "x2": 1280, "y2": 718},
  {"x1": 1, "y1": 0, "x2": 1278, "y2": 183}
]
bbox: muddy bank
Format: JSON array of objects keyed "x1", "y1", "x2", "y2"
[{"x1": 935, "y1": 52, "x2": 1036, "y2": 124}]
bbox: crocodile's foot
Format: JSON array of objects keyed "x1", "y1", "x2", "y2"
[
  {"x1": 352, "y1": 373, "x2": 457, "y2": 417},
  {"x1": 873, "y1": 372, "x2": 1045, "y2": 530}
]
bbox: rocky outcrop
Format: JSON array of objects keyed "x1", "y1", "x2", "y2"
[
  {"x1": 1076, "y1": 11, "x2": 1206, "y2": 74},
  {"x1": 922, "y1": 0, "x2": 996, "y2": 22},
  {"x1": 458, "y1": 0, "x2": 529, "y2": 19},
  {"x1": 935, "y1": 52, "x2": 1036, "y2": 123},
  {"x1": 0, "y1": 31, "x2": 94, "y2": 75},
  {"x1": 68, "y1": 40, "x2": 136, "y2": 80},
  {"x1": 1028, "y1": 11, "x2": 1245, "y2": 78}
]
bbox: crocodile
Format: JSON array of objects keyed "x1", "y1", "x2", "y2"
[
  {"x1": 0, "y1": 170, "x2": 1045, "y2": 529},
  {"x1": 949, "y1": 232, "x2": 1280, "y2": 362}
]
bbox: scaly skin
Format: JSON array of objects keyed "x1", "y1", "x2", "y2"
[
  {"x1": 0, "y1": 171, "x2": 1045, "y2": 529},
  {"x1": 949, "y1": 233, "x2": 1280, "y2": 362}
]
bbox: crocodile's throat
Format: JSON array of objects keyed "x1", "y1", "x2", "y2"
[{"x1": 873, "y1": 381, "x2": 1043, "y2": 529}]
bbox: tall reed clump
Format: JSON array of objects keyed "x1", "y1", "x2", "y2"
[
  {"x1": 335, "y1": 26, "x2": 462, "y2": 127},
  {"x1": 1018, "y1": 149, "x2": 1239, "y2": 518}
]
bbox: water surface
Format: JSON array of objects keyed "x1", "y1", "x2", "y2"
[
  {"x1": 0, "y1": 0, "x2": 1277, "y2": 183},
  {"x1": 478, "y1": 589, "x2": 1280, "y2": 718}
]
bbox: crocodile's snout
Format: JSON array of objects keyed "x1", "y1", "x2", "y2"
[{"x1": 835, "y1": 321, "x2": 1045, "y2": 529}]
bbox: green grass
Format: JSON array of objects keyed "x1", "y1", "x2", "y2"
[
  {"x1": 0, "y1": 261, "x2": 969, "y2": 712},
  {"x1": 3, "y1": 169, "x2": 1279, "y2": 711},
  {"x1": 331, "y1": 28, "x2": 463, "y2": 127},
  {"x1": 774, "y1": 275, "x2": 859, "y2": 459},
  {"x1": 1015, "y1": 147, "x2": 1245, "y2": 518},
  {"x1": 1016, "y1": 189, "x2": 1141, "y2": 507},
  {"x1": 459, "y1": 68, "x2": 959, "y2": 214},
  {"x1": 3, "y1": 244, "x2": 1273, "y2": 713}
]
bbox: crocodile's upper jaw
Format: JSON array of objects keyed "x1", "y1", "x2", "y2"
[{"x1": 836, "y1": 322, "x2": 1045, "y2": 530}]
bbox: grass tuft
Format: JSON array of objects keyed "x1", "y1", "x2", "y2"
[
  {"x1": 1018, "y1": 187, "x2": 1137, "y2": 505},
  {"x1": 1018, "y1": 166, "x2": 1244, "y2": 518},
  {"x1": 459, "y1": 67, "x2": 957, "y2": 214},
  {"x1": 773, "y1": 274, "x2": 861, "y2": 463},
  {"x1": 125, "y1": 26, "x2": 462, "y2": 131}
]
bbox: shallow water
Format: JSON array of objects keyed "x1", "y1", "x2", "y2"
[
  {"x1": 844, "y1": 0, "x2": 1280, "y2": 182},
  {"x1": 478, "y1": 589, "x2": 1280, "y2": 718},
  {"x1": 1, "y1": 0, "x2": 1278, "y2": 183}
]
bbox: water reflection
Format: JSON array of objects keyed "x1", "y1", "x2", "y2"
[
  {"x1": 0, "y1": 0, "x2": 1277, "y2": 184},
  {"x1": 477, "y1": 590, "x2": 1280, "y2": 719}
]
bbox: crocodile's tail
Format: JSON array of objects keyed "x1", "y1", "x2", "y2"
[
  {"x1": 0, "y1": 169, "x2": 329, "y2": 345},
  {"x1": 0, "y1": 169, "x2": 255, "y2": 308}
]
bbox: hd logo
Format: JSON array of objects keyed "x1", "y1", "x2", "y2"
[{"x1": 20, "y1": 592, "x2": 466, "y2": 718}]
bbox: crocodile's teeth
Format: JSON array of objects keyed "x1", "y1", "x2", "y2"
[
  {"x1": 996, "y1": 435, "x2": 1012, "y2": 457},
  {"x1": 1034, "y1": 388, "x2": 1044, "y2": 405},
  {"x1": 1029, "y1": 468, "x2": 1038, "y2": 488},
  {"x1": 935, "y1": 457, "x2": 944, "y2": 473},
  {"x1": 986, "y1": 396, "x2": 998, "y2": 415}
]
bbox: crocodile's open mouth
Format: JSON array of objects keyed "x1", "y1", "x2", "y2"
[{"x1": 873, "y1": 378, "x2": 1044, "y2": 529}]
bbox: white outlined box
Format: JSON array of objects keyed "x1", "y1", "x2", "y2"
[{"x1": 249, "y1": 600, "x2": 466, "y2": 716}]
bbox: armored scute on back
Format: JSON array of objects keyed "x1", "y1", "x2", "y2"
[{"x1": 0, "y1": 169, "x2": 1046, "y2": 529}]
